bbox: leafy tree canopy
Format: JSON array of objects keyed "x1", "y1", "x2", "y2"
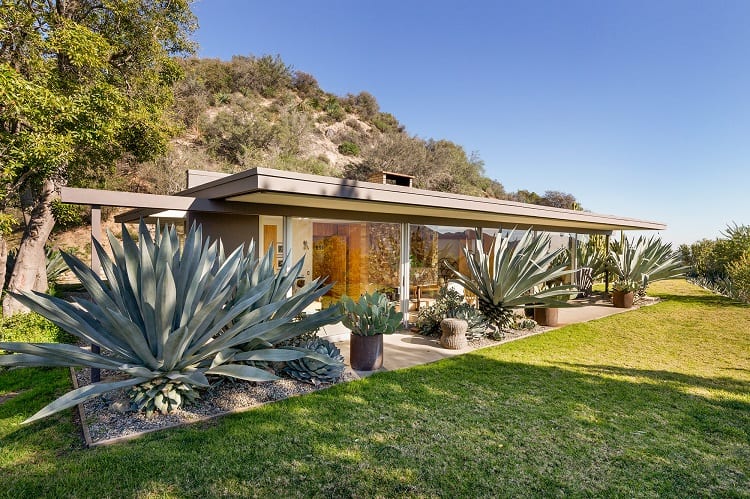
[{"x1": 0, "y1": 0, "x2": 197, "y2": 203}]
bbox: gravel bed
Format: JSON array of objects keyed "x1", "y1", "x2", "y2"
[
  {"x1": 73, "y1": 310, "x2": 626, "y2": 446},
  {"x1": 75, "y1": 368, "x2": 357, "y2": 445}
]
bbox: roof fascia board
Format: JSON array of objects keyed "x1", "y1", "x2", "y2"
[{"x1": 179, "y1": 167, "x2": 664, "y2": 231}]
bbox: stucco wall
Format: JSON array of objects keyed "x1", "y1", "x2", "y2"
[{"x1": 186, "y1": 213, "x2": 260, "y2": 258}]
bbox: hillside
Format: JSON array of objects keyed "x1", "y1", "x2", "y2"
[{"x1": 112, "y1": 54, "x2": 577, "y2": 208}]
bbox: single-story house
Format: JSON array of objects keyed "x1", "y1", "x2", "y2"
[{"x1": 61, "y1": 167, "x2": 665, "y2": 331}]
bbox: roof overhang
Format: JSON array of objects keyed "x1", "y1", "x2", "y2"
[{"x1": 62, "y1": 167, "x2": 666, "y2": 234}]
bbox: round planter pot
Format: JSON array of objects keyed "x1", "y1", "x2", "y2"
[
  {"x1": 612, "y1": 290, "x2": 634, "y2": 308},
  {"x1": 350, "y1": 333, "x2": 384, "y2": 371},
  {"x1": 533, "y1": 307, "x2": 559, "y2": 327},
  {"x1": 440, "y1": 318, "x2": 468, "y2": 349}
]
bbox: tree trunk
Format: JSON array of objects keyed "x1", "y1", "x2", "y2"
[
  {"x1": 2, "y1": 180, "x2": 57, "y2": 316},
  {"x1": 0, "y1": 236, "x2": 7, "y2": 295}
]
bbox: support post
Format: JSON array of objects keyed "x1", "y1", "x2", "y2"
[
  {"x1": 400, "y1": 223, "x2": 410, "y2": 328},
  {"x1": 604, "y1": 234, "x2": 611, "y2": 294},
  {"x1": 90, "y1": 206, "x2": 102, "y2": 383},
  {"x1": 571, "y1": 233, "x2": 578, "y2": 289},
  {"x1": 283, "y1": 216, "x2": 294, "y2": 297}
]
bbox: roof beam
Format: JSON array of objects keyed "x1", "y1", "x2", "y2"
[{"x1": 60, "y1": 187, "x2": 263, "y2": 215}]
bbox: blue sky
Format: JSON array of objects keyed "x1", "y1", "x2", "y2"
[{"x1": 192, "y1": 0, "x2": 749, "y2": 245}]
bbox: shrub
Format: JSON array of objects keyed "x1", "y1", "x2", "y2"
[
  {"x1": 324, "y1": 97, "x2": 346, "y2": 121},
  {"x1": 292, "y1": 71, "x2": 320, "y2": 98},
  {"x1": 51, "y1": 200, "x2": 85, "y2": 231},
  {"x1": 371, "y1": 112, "x2": 402, "y2": 133},
  {"x1": 0, "y1": 312, "x2": 73, "y2": 345},
  {"x1": 230, "y1": 54, "x2": 293, "y2": 98},
  {"x1": 338, "y1": 141, "x2": 360, "y2": 156},
  {"x1": 342, "y1": 91, "x2": 379, "y2": 120},
  {"x1": 727, "y1": 250, "x2": 750, "y2": 302},
  {"x1": 201, "y1": 106, "x2": 278, "y2": 163}
]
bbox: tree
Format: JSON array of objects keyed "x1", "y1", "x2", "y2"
[
  {"x1": 512, "y1": 189, "x2": 543, "y2": 205},
  {"x1": 0, "y1": 0, "x2": 196, "y2": 315},
  {"x1": 539, "y1": 190, "x2": 579, "y2": 209}
]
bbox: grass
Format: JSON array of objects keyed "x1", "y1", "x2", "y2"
[{"x1": 1, "y1": 280, "x2": 748, "y2": 497}]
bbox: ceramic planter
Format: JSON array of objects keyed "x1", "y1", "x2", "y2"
[
  {"x1": 612, "y1": 290, "x2": 634, "y2": 308},
  {"x1": 350, "y1": 333, "x2": 384, "y2": 370},
  {"x1": 533, "y1": 307, "x2": 559, "y2": 327}
]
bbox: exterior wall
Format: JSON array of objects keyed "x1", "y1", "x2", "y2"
[{"x1": 186, "y1": 212, "x2": 259, "y2": 257}]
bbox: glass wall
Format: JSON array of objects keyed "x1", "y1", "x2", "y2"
[
  {"x1": 408, "y1": 225, "x2": 475, "y2": 320},
  {"x1": 290, "y1": 218, "x2": 401, "y2": 309}
]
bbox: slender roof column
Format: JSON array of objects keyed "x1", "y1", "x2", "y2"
[
  {"x1": 90, "y1": 205, "x2": 102, "y2": 383},
  {"x1": 400, "y1": 223, "x2": 411, "y2": 328}
]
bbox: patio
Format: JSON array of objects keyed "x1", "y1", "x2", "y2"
[{"x1": 336, "y1": 293, "x2": 634, "y2": 376}]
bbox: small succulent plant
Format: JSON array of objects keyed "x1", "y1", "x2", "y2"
[
  {"x1": 514, "y1": 317, "x2": 538, "y2": 330},
  {"x1": 129, "y1": 377, "x2": 201, "y2": 417},
  {"x1": 281, "y1": 338, "x2": 345, "y2": 385},
  {"x1": 340, "y1": 291, "x2": 403, "y2": 336}
]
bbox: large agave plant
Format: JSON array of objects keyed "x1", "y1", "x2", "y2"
[
  {"x1": 0, "y1": 221, "x2": 339, "y2": 423},
  {"x1": 608, "y1": 235, "x2": 688, "y2": 294},
  {"x1": 447, "y1": 229, "x2": 578, "y2": 329},
  {"x1": 228, "y1": 241, "x2": 341, "y2": 349},
  {"x1": 576, "y1": 240, "x2": 608, "y2": 282}
]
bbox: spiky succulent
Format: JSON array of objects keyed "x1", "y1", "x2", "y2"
[
  {"x1": 609, "y1": 236, "x2": 688, "y2": 295},
  {"x1": 447, "y1": 228, "x2": 578, "y2": 329},
  {"x1": 0, "y1": 221, "x2": 339, "y2": 423},
  {"x1": 129, "y1": 377, "x2": 201, "y2": 416},
  {"x1": 281, "y1": 338, "x2": 345, "y2": 385},
  {"x1": 340, "y1": 291, "x2": 403, "y2": 336}
]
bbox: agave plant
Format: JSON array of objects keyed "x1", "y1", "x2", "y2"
[
  {"x1": 0, "y1": 221, "x2": 339, "y2": 423},
  {"x1": 281, "y1": 338, "x2": 345, "y2": 385},
  {"x1": 340, "y1": 291, "x2": 403, "y2": 336},
  {"x1": 228, "y1": 241, "x2": 341, "y2": 349},
  {"x1": 576, "y1": 240, "x2": 608, "y2": 282},
  {"x1": 608, "y1": 235, "x2": 688, "y2": 295},
  {"x1": 446, "y1": 228, "x2": 578, "y2": 329}
]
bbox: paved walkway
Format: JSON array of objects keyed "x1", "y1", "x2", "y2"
[{"x1": 336, "y1": 293, "x2": 636, "y2": 377}]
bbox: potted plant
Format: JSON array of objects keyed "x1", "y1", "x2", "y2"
[
  {"x1": 340, "y1": 291, "x2": 404, "y2": 370},
  {"x1": 608, "y1": 236, "x2": 688, "y2": 308},
  {"x1": 533, "y1": 305, "x2": 559, "y2": 326},
  {"x1": 611, "y1": 280, "x2": 638, "y2": 308}
]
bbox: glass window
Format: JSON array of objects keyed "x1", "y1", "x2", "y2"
[
  {"x1": 290, "y1": 219, "x2": 401, "y2": 309},
  {"x1": 408, "y1": 225, "x2": 476, "y2": 322}
]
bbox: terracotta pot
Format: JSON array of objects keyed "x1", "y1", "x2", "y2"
[
  {"x1": 350, "y1": 333, "x2": 384, "y2": 370},
  {"x1": 533, "y1": 307, "x2": 559, "y2": 327},
  {"x1": 612, "y1": 290, "x2": 634, "y2": 308}
]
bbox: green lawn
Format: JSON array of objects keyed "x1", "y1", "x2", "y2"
[{"x1": 1, "y1": 280, "x2": 748, "y2": 497}]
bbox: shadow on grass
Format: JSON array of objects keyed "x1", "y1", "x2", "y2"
[
  {"x1": 3, "y1": 354, "x2": 749, "y2": 498},
  {"x1": 555, "y1": 362, "x2": 750, "y2": 399},
  {"x1": 651, "y1": 291, "x2": 748, "y2": 308}
]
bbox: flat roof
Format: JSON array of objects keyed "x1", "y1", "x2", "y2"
[
  {"x1": 61, "y1": 167, "x2": 665, "y2": 233},
  {"x1": 167, "y1": 167, "x2": 665, "y2": 233}
]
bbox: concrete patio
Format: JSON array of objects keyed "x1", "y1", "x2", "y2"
[{"x1": 335, "y1": 293, "x2": 637, "y2": 377}]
